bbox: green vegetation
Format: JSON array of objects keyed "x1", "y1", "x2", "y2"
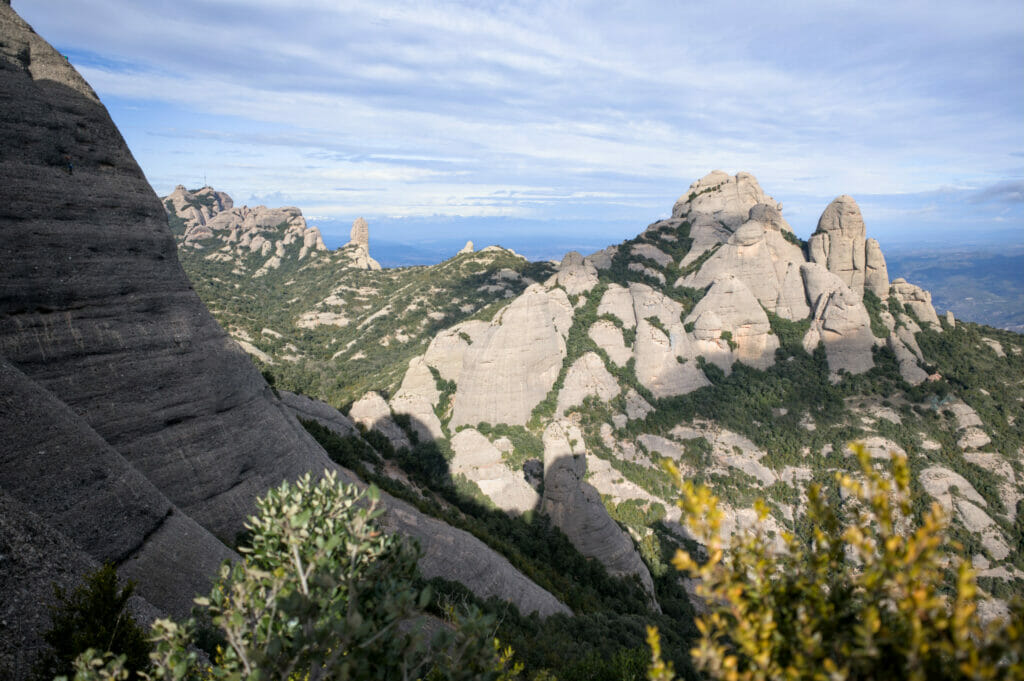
[
  {"x1": 648, "y1": 444, "x2": 1024, "y2": 681},
  {"x1": 34, "y1": 564, "x2": 150, "y2": 680}
]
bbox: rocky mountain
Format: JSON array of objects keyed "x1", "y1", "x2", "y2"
[
  {"x1": 166, "y1": 185, "x2": 556, "y2": 404},
  {"x1": 173, "y1": 167, "x2": 1024, "y2": 625},
  {"x1": 4, "y1": 2, "x2": 1023, "y2": 677},
  {"x1": 0, "y1": 7, "x2": 572, "y2": 675}
]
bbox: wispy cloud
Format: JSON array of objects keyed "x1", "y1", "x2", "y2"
[{"x1": 16, "y1": 0, "x2": 1024, "y2": 247}]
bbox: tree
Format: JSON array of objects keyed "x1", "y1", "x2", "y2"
[
  {"x1": 33, "y1": 563, "x2": 151, "y2": 680},
  {"x1": 62, "y1": 471, "x2": 513, "y2": 681},
  {"x1": 648, "y1": 443, "x2": 1024, "y2": 681}
]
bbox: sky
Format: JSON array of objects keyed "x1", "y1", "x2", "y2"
[{"x1": 17, "y1": 0, "x2": 1024, "y2": 261}]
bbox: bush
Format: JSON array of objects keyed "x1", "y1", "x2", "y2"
[
  {"x1": 64, "y1": 472, "x2": 511, "y2": 681},
  {"x1": 647, "y1": 443, "x2": 1024, "y2": 681},
  {"x1": 33, "y1": 563, "x2": 151, "y2": 680}
]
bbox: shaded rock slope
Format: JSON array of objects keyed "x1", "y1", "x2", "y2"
[{"x1": 0, "y1": 6, "x2": 568, "y2": 673}]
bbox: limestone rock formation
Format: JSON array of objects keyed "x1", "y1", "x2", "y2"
[
  {"x1": 887, "y1": 333, "x2": 928, "y2": 385},
  {"x1": 677, "y1": 210, "x2": 807, "y2": 319},
  {"x1": 541, "y1": 421, "x2": 657, "y2": 601},
  {"x1": 890, "y1": 278, "x2": 941, "y2": 329},
  {"x1": 556, "y1": 250, "x2": 599, "y2": 295},
  {"x1": 808, "y1": 195, "x2": 889, "y2": 297},
  {"x1": 0, "y1": 11, "x2": 575, "y2": 659},
  {"x1": 685, "y1": 275, "x2": 779, "y2": 371},
  {"x1": 422, "y1": 320, "x2": 490, "y2": 382},
  {"x1": 349, "y1": 392, "x2": 411, "y2": 451},
  {"x1": 341, "y1": 217, "x2": 381, "y2": 270},
  {"x1": 556, "y1": 351, "x2": 620, "y2": 415},
  {"x1": 800, "y1": 264, "x2": 875, "y2": 374},
  {"x1": 390, "y1": 356, "x2": 445, "y2": 441},
  {"x1": 450, "y1": 285, "x2": 569, "y2": 427},
  {"x1": 458, "y1": 240, "x2": 474, "y2": 254},
  {"x1": 450, "y1": 429, "x2": 540, "y2": 513},
  {"x1": 588, "y1": 319, "x2": 632, "y2": 367}
]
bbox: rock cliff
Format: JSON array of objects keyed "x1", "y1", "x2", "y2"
[{"x1": 0, "y1": 7, "x2": 570, "y2": 669}]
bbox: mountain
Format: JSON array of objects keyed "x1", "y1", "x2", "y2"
[
  {"x1": 0, "y1": 7, "x2": 572, "y2": 676},
  {"x1": 172, "y1": 169, "x2": 1024, "y2": 625}
]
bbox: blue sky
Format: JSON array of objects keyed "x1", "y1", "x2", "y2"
[{"x1": 18, "y1": 0, "x2": 1024, "y2": 258}]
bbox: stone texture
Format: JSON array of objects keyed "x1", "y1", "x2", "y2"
[
  {"x1": 597, "y1": 283, "x2": 638, "y2": 328},
  {"x1": 677, "y1": 214, "x2": 807, "y2": 319},
  {"x1": 864, "y1": 238, "x2": 890, "y2": 298},
  {"x1": 556, "y1": 250, "x2": 599, "y2": 295},
  {"x1": 0, "y1": 8, "x2": 574, "y2": 634},
  {"x1": 588, "y1": 319, "x2": 632, "y2": 367},
  {"x1": 541, "y1": 421, "x2": 657, "y2": 601},
  {"x1": 685, "y1": 275, "x2": 779, "y2": 371},
  {"x1": 450, "y1": 285, "x2": 568, "y2": 427},
  {"x1": 887, "y1": 333, "x2": 928, "y2": 385},
  {"x1": 800, "y1": 264, "x2": 876, "y2": 374},
  {"x1": 672, "y1": 170, "x2": 777, "y2": 230},
  {"x1": 278, "y1": 390, "x2": 360, "y2": 438},
  {"x1": 390, "y1": 356, "x2": 445, "y2": 441},
  {"x1": 350, "y1": 216, "x2": 369, "y2": 247},
  {"x1": 422, "y1": 319, "x2": 490, "y2": 382},
  {"x1": 450, "y1": 429, "x2": 540, "y2": 513},
  {"x1": 890, "y1": 278, "x2": 941, "y2": 329},
  {"x1": 556, "y1": 352, "x2": 620, "y2": 415},
  {"x1": 349, "y1": 392, "x2": 411, "y2": 451},
  {"x1": 808, "y1": 195, "x2": 871, "y2": 295},
  {"x1": 625, "y1": 388, "x2": 654, "y2": 420}
]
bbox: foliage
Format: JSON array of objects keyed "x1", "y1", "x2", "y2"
[
  {"x1": 862, "y1": 290, "x2": 891, "y2": 339},
  {"x1": 34, "y1": 563, "x2": 151, "y2": 680},
  {"x1": 647, "y1": 443, "x2": 1024, "y2": 681},
  {"x1": 64, "y1": 472, "x2": 512, "y2": 681}
]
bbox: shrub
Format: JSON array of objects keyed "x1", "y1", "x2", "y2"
[
  {"x1": 64, "y1": 472, "x2": 511, "y2": 681},
  {"x1": 33, "y1": 563, "x2": 151, "y2": 680},
  {"x1": 647, "y1": 443, "x2": 1024, "y2": 681}
]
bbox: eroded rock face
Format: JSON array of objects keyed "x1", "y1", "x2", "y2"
[
  {"x1": 800, "y1": 264, "x2": 875, "y2": 374},
  {"x1": 556, "y1": 351, "x2": 620, "y2": 415},
  {"x1": 588, "y1": 319, "x2": 632, "y2": 367},
  {"x1": 450, "y1": 428, "x2": 539, "y2": 513},
  {"x1": 672, "y1": 170, "x2": 777, "y2": 229},
  {"x1": 541, "y1": 421, "x2": 657, "y2": 601},
  {"x1": 0, "y1": 5, "x2": 334, "y2": 624},
  {"x1": 349, "y1": 392, "x2": 411, "y2": 451},
  {"x1": 556, "y1": 250, "x2": 599, "y2": 295},
  {"x1": 685, "y1": 275, "x2": 779, "y2": 371},
  {"x1": 389, "y1": 357, "x2": 444, "y2": 442},
  {"x1": 808, "y1": 195, "x2": 889, "y2": 298},
  {"x1": 677, "y1": 213, "x2": 807, "y2": 319},
  {"x1": 890, "y1": 278, "x2": 941, "y2": 329},
  {"x1": 450, "y1": 285, "x2": 569, "y2": 427},
  {"x1": 350, "y1": 216, "x2": 369, "y2": 247}
]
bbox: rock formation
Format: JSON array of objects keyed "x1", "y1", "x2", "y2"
[
  {"x1": 556, "y1": 250, "x2": 599, "y2": 295},
  {"x1": 808, "y1": 195, "x2": 889, "y2": 298},
  {"x1": 0, "y1": 8, "x2": 570, "y2": 667},
  {"x1": 390, "y1": 356, "x2": 445, "y2": 441},
  {"x1": 458, "y1": 240, "x2": 474, "y2": 254},
  {"x1": 556, "y1": 351, "x2": 620, "y2": 415},
  {"x1": 541, "y1": 421, "x2": 657, "y2": 601},
  {"x1": 800, "y1": 264, "x2": 876, "y2": 374},
  {"x1": 349, "y1": 392, "x2": 412, "y2": 451},
  {"x1": 450, "y1": 428, "x2": 540, "y2": 513},
  {"x1": 450, "y1": 285, "x2": 570, "y2": 428},
  {"x1": 684, "y1": 275, "x2": 779, "y2": 371},
  {"x1": 890, "y1": 278, "x2": 941, "y2": 329}
]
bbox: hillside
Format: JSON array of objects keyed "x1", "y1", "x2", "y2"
[
  {"x1": 167, "y1": 184, "x2": 555, "y2": 405},
  {"x1": 174, "y1": 171, "x2": 1024, "y2": 620}
]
